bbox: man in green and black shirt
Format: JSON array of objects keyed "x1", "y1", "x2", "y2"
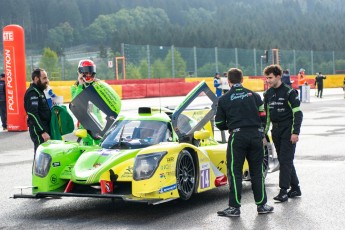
[
  {"x1": 215, "y1": 68, "x2": 273, "y2": 217},
  {"x1": 24, "y1": 68, "x2": 51, "y2": 153},
  {"x1": 263, "y1": 64, "x2": 303, "y2": 202}
]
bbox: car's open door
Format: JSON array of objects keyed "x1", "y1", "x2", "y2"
[
  {"x1": 171, "y1": 81, "x2": 218, "y2": 143},
  {"x1": 69, "y1": 81, "x2": 121, "y2": 139}
]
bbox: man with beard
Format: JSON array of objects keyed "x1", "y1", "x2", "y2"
[{"x1": 24, "y1": 68, "x2": 51, "y2": 153}]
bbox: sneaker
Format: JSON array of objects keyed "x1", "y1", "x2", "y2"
[
  {"x1": 273, "y1": 189, "x2": 288, "y2": 202},
  {"x1": 287, "y1": 186, "x2": 302, "y2": 198},
  {"x1": 217, "y1": 206, "x2": 241, "y2": 217},
  {"x1": 2, "y1": 128, "x2": 7, "y2": 131},
  {"x1": 257, "y1": 204, "x2": 274, "y2": 214}
]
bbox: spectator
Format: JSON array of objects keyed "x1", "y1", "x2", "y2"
[
  {"x1": 213, "y1": 72, "x2": 222, "y2": 97},
  {"x1": 0, "y1": 73, "x2": 7, "y2": 131},
  {"x1": 221, "y1": 72, "x2": 230, "y2": 94},
  {"x1": 282, "y1": 69, "x2": 292, "y2": 87},
  {"x1": 298, "y1": 68, "x2": 307, "y2": 101},
  {"x1": 314, "y1": 72, "x2": 327, "y2": 98}
]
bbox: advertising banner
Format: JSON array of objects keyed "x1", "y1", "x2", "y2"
[{"x1": 2, "y1": 25, "x2": 28, "y2": 131}]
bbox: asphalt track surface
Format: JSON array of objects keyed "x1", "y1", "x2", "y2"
[{"x1": 0, "y1": 88, "x2": 345, "y2": 229}]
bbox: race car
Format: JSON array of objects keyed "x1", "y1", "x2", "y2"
[{"x1": 13, "y1": 81, "x2": 279, "y2": 204}]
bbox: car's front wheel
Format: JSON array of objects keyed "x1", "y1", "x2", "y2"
[{"x1": 176, "y1": 149, "x2": 196, "y2": 200}]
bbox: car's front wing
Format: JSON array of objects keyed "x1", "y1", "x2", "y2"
[{"x1": 12, "y1": 191, "x2": 177, "y2": 205}]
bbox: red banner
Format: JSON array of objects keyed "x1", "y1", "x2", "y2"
[{"x1": 2, "y1": 25, "x2": 28, "y2": 131}]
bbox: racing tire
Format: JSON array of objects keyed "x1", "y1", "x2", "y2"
[
  {"x1": 263, "y1": 142, "x2": 269, "y2": 178},
  {"x1": 243, "y1": 135, "x2": 270, "y2": 180},
  {"x1": 176, "y1": 149, "x2": 196, "y2": 200}
]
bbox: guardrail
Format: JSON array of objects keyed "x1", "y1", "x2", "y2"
[{"x1": 25, "y1": 75, "x2": 345, "y2": 103}]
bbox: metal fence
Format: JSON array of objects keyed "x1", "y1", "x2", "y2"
[
  {"x1": 123, "y1": 44, "x2": 345, "y2": 79},
  {"x1": 2, "y1": 44, "x2": 345, "y2": 80}
]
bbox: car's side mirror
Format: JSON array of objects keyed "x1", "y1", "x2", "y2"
[
  {"x1": 194, "y1": 130, "x2": 210, "y2": 140},
  {"x1": 75, "y1": 129, "x2": 88, "y2": 139}
]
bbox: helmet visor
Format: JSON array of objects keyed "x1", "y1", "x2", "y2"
[{"x1": 78, "y1": 65, "x2": 96, "y2": 74}]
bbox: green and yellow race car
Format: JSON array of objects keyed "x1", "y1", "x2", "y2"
[{"x1": 14, "y1": 81, "x2": 278, "y2": 204}]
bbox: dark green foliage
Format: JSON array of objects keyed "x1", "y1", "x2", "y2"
[{"x1": 1, "y1": 0, "x2": 345, "y2": 52}]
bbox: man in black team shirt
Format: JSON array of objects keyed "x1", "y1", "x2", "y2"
[
  {"x1": 24, "y1": 68, "x2": 51, "y2": 154},
  {"x1": 263, "y1": 64, "x2": 303, "y2": 203},
  {"x1": 215, "y1": 68, "x2": 274, "y2": 217}
]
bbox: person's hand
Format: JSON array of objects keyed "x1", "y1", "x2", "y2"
[
  {"x1": 291, "y1": 134, "x2": 299, "y2": 144},
  {"x1": 78, "y1": 75, "x2": 84, "y2": 85},
  {"x1": 42, "y1": 132, "x2": 51, "y2": 142},
  {"x1": 262, "y1": 137, "x2": 267, "y2": 145}
]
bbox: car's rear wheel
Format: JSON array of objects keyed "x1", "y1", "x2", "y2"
[
  {"x1": 263, "y1": 143, "x2": 269, "y2": 177},
  {"x1": 243, "y1": 135, "x2": 271, "y2": 180},
  {"x1": 176, "y1": 149, "x2": 196, "y2": 200}
]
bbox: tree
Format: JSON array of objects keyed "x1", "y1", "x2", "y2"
[
  {"x1": 39, "y1": 48, "x2": 60, "y2": 80},
  {"x1": 139, "y1": 59, "x2": 149, "y2": 79},
  {"x1": 151, "y1": 59, "x2": 169, "y2": 78},
  {"x1": 99, "y1": 44, "x2": 108, "y2": 58},
  {"x1": 164, "y1": 49, "x2": 187, "y2": 78},
  {"x1": 45, "y1": 22, "x2": 74, "y2": 55},
  {"x1": 126, "y1": 63, "x2": 142, "y2": 79}
]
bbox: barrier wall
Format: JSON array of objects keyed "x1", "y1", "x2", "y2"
[
  {"x1": 120, "y1": 81, "x2": 199, "y2": 99},
  {"x1": 25, "y1": 74, "x2": 344, "y2": 103},
  {"x1": 186, "y1": 77, "x2": 264, "y2": 92},
  {"x1": 105, "y1": 78, "x2": 184, "y2": 85}
]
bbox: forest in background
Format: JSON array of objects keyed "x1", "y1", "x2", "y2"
[{"x1": 1, "y1": 0, "x2": 345, "y2": 56}]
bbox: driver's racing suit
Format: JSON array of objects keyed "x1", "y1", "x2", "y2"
[{"x1": 215, "y1": 83, "x2": 267, "y2": 208}]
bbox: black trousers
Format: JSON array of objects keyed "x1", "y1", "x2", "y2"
[
  {"x1": 29, "y1": 125, "x2": 45, "y2": 153},
  {"x1": 0, "y1": 102, "x2": 6, "y2": 129},
  {"x1": 317, "y1": 84, "x2": 323, "y2": 97},
  {"x1": 271, "y1": 126, "x2": 299, "y2": 190},
  {"x1": 227, "y1": 128, "x2": 267, "y2": 208}
]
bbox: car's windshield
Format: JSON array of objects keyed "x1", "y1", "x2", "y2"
[{"x1": 101, "y1": 120, "x2": 170, "y2": 149}]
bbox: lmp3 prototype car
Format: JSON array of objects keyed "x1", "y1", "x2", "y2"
[{"x1": 14, "y1": 81, "x2": 279, "y2": 205}]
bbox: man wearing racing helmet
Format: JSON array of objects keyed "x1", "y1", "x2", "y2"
[
  {"x1": 71, "y1": 59, "x2": 98, "y2": 98},
  {"x1": 70, "y1": 59, "x2": 101, "y2": 146}
]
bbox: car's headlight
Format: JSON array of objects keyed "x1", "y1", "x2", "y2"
[
  {"x1": 34, "y1": 151, "x2": 52, "y2": 178},
  {"x1": 133, "y1": 151, "x2": 167, "y2": 181}
]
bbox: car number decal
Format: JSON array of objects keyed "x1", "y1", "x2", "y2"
[{"x1": 200, "y1": 163, "x2": 210, "y2": 189}]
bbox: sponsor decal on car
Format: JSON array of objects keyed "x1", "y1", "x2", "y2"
[
  {"x1": 50, "y1": 174, "x2": 58, "y2": 184},
  {"x1": 52, "y1": 162, "x2": 60, "y2": 167},
  {"x1": 99, "y1": 149, "x2": 119, "y2": 156},
  {"x1": 165, "y1": 171, "x2": 175, "y2": 176},
  {"x1": 167, "y1": 157, "x2": 174, "y2": 162},
  {"x1": 217, "y1": 160, "x2": 225, "y2": 171},
  {"x1": 159, "y1": 173, "x2": 166, "y2": 179},
  {"x1": 159, "y1": 184, "x2": 177, "y2": 194},
  {"x1": 160, "y1": 164, "x2": 174, "y2": 171},
  {"x1": 61, "y1": 166, "x2": 73, "y2": 177},
  {"x1": 121, "y1": 166, "x2": 133, "y2": 178}
]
